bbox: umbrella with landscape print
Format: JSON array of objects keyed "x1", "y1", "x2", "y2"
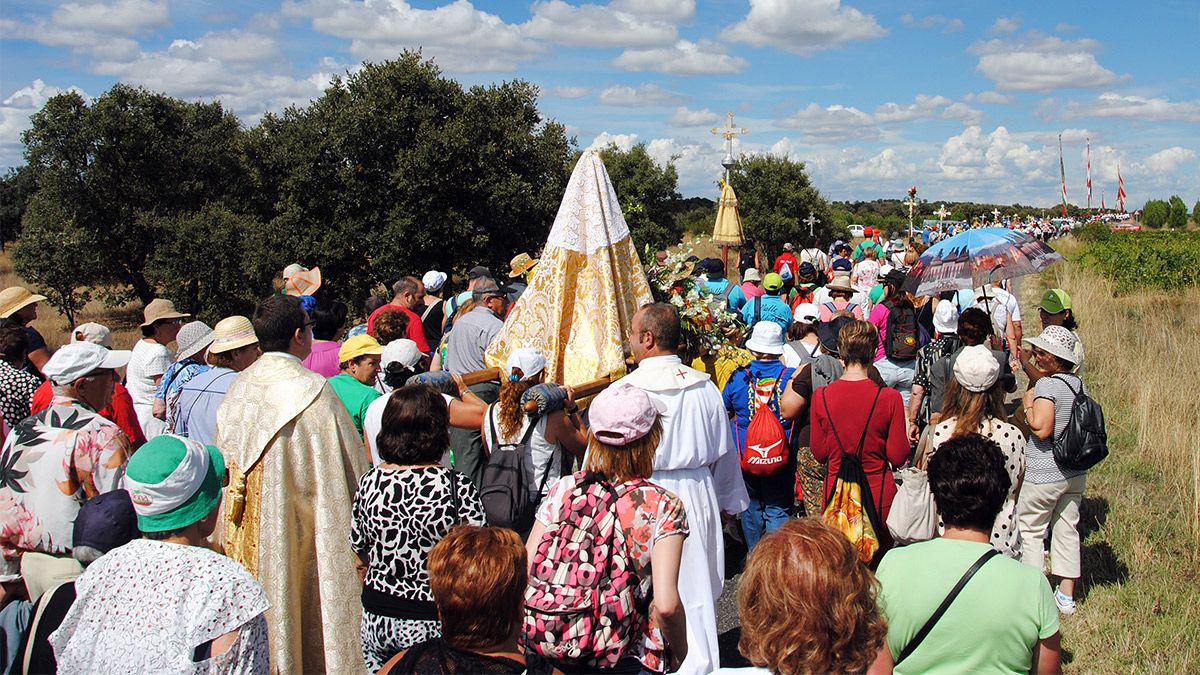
[{"x1": 901, "y1": 227, "x2": 1064, "y2": 296}]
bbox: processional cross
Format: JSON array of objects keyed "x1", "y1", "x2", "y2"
[
  {"x1": 935, "y1": 204, "x2": 950, "y2": 221},
  {"x1": 991, "y1": 208, "x2": 1001, "y2": 223},
  {"x1": 711, "y1": 112, "x2": 748, "y2": 182},
  {"x1": 804, "y1": 213, "x2": 819, "y2": 236}
]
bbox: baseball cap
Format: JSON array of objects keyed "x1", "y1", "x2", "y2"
[
  {"x1": 793, "y1": 302, "x2": 820, "y2": 324},
  {"x1": 1039, "y1": 288, "x2": 1073, "y2": 315},
  {"x1": 73, "y1": 490, "x2": 139, "y2": 555},
  {"x1": 42, "y1": 342, "x2": 132, "y2": 385},
  {"x1": 382, "y1": 339, "x2": 423, "y2": 370},
  {"x1": 506, "y1": 347, "x2": 546, "y2": 381},
  {"x1": 745, "y1": 321, "x2": 785, "y2": 355},
  {"x1": 884, "y1": 268, "x2": 907, "y2": 288},
  {"x1": 338, "y1": 334, "x2": 385, "y2": 363},
  {"x1": 467, "y1": 266, "x2": 493, "y2": 280},
  {"x1": 422, "y1": 270, "x2": 448, "y2": 293},
  {"x1": 589, "y1": 384, "x2": 666, "y2": 446},
  {"x1": 282, "y1": 263, "x2": 307, "y2": 280},
  {"x1": 782, "y1": 242, "x2": 794, "y2": 251},
  {"x1": 953, "y1": 344, "x2": 1001, "y2": 392},
  {"x1": 742, "y1": 268, "x2": 762, "y2": 282},
  {"x1": 933, "y1": 299, "x2": 959, "y2": 334},
  {"x1": 71, "y1": 322, "x2": 114, "y2": 349},
  {"x1": 705, "y1": 258, "x2": 726, "y2": 277},
  {"x1": 796, "y1": 262, "x2": 817, "y2": 281},
  {"x1": 762, "y1": 272, "x2": 784, "y2": 293},
  {"x1": 832, "y1": 258, "x2": 852, "y2": 271},
  {"x1": 123, "y1": 435, "x2": 226, "y2": 533}
]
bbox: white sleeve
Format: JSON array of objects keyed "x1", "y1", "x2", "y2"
[{"x1": 705, "y1": 385, "x2": 749, "y2": 514}]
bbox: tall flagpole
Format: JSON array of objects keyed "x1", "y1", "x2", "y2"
[
  {"x1": 1086, "y1": 137, "x2": 1092, "y2": 211},
  {"x1": 1059, "y1": 134, "x2": 1068, "y2": 217}
]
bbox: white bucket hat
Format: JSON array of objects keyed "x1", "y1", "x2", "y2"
[
  {"x1": 1023, "y1": 325, "x2": 1078, "y2": 366},
  {"x1": 422, "y1": 270, "x2": 447, "y2": 293},
  {"x1": 745, "y1": 321, "x2": 785, "y2": 355},
  {"x1": 933, "y1": 299, "x2": 959, "y2": 334},
  {"x1": 175, "y1": 321, "x2": 214, "y2": 362}
]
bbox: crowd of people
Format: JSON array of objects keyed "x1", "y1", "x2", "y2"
[{"x1": 0, "y1": 225, "x2": 1096, "y2": 674}]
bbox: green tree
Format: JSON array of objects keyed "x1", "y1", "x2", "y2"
[
  {"x1": 1142, "y1": 199, "x2": 1169, "y2": 228},
  {"x1": 17, "y1": 85, "x2": 251, "y2": 306},
  {"x1": 593, "y1": 143, "x2": 682, "y2": 252},
  {"x1": 254, "y1": 54, "x2": 573, "y2": 308},
  {"x1": 0, "y1": 167, "x2": 36, "y2": 250},
  {"x1": 726, "y1": 154, "x2": 832, "y2": 254},
  {"x1": 1167, "y1": 195, "x2": 1188, "y2": 228},
  {"x1": 10, "y1": 196, "x2": 97, "y2": 328},
  {"x1": 1193, "y1": 200, "x2": 1199, "y2": 226}
]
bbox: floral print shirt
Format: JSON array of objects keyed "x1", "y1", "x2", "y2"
[
  {"x1": 0, "y1": 397, "x2": 131, "y2": 558},
  {"x1": 535, "y1": 474, "x2": 689, "y2": 672}
]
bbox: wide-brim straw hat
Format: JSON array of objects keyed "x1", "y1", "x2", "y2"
[
  {"x1": 209, "y1": 316, "x2": 258, "y2": 354},
  {"x1": 508, "y1": 253, "x2": 539, "y2": 278},
  {"x1": 826, "y1": 277, "x2": 854, "y2": 294},
  {"x1": 285, "y1": 267, "x2": 322, "y2": 296},
  {"x1": 0, "y1": 286, "x2": 47, "y2": 318},
  {"x1": 141, "y1": 298, "x2": 190, "y2": 328}
]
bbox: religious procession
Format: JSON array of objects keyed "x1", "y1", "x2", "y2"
[{"x1": 0, "y1": 149, "x2": 1105, "y2": 675}]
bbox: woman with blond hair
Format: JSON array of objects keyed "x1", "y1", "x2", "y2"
[
  {"x1": 525, "y1": 384, "x2": 689, "y2": 673},
  {"x1": 925, "y1": 344, "x2": 1026, "y2": 558},
  {"x1": 729, "y1": 518, "x2": 889, "y2": 675}
]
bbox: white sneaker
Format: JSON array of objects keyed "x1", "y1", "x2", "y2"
[{"x1": 1054, "y1": 589, "x2": 1077, "y2": 616}]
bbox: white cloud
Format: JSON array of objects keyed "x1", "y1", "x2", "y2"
[
  {"x1": 841, "y1": 148, "x2": 915, "y2": 180},
  {"x1": 609, "y1": 0, "x2": 695, "y2": 22},
  {"x1": 587, "y1": 131, "x2": 639, "y2": 152},
  {"x1": 722, "y1": 0, "x2": 886, "y2": 56},
  {"x1": 523, "y1": 0, "x2": 676, "y2": 48},
  {"x1": 1140, "y1": 147, "x2": 1196, "y2": 174},
  {"x1": 965, "y1": 91, "x2": 1016, "y2": 105},
  {"x1": 777, "y1": 103, "x2": 878, "y2": 142},
  {"x1": 613, "y1": 40, "x2": 747, "y2": 76},
  {"x1": 1044, "y1": 92, "x2": 1200, "y2": 123},
  {"x1": 899, "y1": 14, "x2": 963, "y2": 34},
  {"x1": 1054, "y1": 23, "x2": 1078, "y2": 34},
  {"x1": 0, "y1": 80, "x2": 90, "y2": 167},
  {"x1": 667, "y1": 106, "x2": 721, "y2": 127},
  {"x1": 936, "y1": 125, "x2": 1054, "y2": 183},
  {"x1": 970, "y1": 33, "x2": 1119, "y2": 91},
  {"x1": 283, "y1": 0, "x2": 543, "y2": 72},
  {"x1": 599, "y1": 83, "x2": 685, "y2": 107},
  {"x1": 548, "y1": 86, "x2": 589, "y2": 99},
  {"x1": 989, "y1": 17, "x2": 1020, "y2": 34},
  {"x1": 644, "y1": 137, "x2": 725, "y2": 196},
  {"x1": 942, "y1": 102, "x2": 985, "y2": 125},
  {"x1": 873, "y1": 95, "x2": 952, "y2": 123},
  {"x1": 50, "y1": 0, "x2": 167, "y2": 35}
]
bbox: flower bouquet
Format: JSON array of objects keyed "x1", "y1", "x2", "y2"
[{"x1": 645, "y1": 250, "x2": 747, "y2": 359}]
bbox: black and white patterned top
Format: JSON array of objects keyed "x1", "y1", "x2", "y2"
[
  {"x1": 1026, "y1": 374, "x2": 1089, "y2": 485},
  {"x1": 350, "y1": 466, "x2": 485, "y2": 601},
  {"x1": 0, "y1": 360, "x2": 39, "y2": 430}
]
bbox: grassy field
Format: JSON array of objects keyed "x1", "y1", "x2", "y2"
[{"x1": 1023, "y1": 238, "x2": 1200, "y2": 671}]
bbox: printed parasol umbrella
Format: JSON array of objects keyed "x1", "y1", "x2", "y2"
[
  {"x1": 901, "y1": 227, "x2": 1063, "y2": 296},
  {"x1": 483, "y1": 151, "x2": 653, "y2": 386}
]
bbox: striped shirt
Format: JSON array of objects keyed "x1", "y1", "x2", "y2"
[{"x1": 1024, "y1": 373, "x2": 1088, "y2": 484}]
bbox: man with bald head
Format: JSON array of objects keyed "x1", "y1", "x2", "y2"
[{"x1": 614, "y1": 302, "x2": 748, "y2": 675}]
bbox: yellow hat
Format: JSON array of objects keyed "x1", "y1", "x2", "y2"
[
  {"x1": 338, "y1": 334, "x2": 384, "y2": 363},
  {"x1": 0, "y1": 286, "x2": 47, "y2": 318}
]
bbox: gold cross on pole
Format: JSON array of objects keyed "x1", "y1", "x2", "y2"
[{"x1": 711, "y1": 112, "x2": 748, "y2": 182}]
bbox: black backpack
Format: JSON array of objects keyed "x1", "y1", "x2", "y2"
[
  {"x1": 1050, "y1": 375, "x2": 1109, "y2": 471},
  {"x1": 883, "y1": 301, "x2": 928, "y2": 361},
  {"x1": 480, "y1": 410, "x2": 553, "y2": 532}
]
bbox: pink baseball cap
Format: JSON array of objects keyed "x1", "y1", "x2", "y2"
[{"x1": 588, "y1": 384, "x2": 666, "y2": 446}]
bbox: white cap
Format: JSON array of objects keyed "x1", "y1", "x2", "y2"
[
  {"x1": 422, "y1": 270, "x2": 447, "y2": 293},
  {"x1": 793, "y1": 302, "x2": 820, "y2": 324},
  {"x1": 933, "y1": 299, "x2": 958, "y2": 335},
  {"x1": 878, "y1": 264, "x2": 894, "y2": 279},
  {"x1": 282, "y1": 263, "x2": 307, "y2": 280},
  {"x1": 953, "y1": 344, "x2": 1000, "y2": 392},
  {"x1": 745, "y1": 321, "x2": 785, "y2": 355},
  {"x1": 506, "y1": 348, "x2": 546, "y2": 381},
  {"x1": 382, "y1": 339, "x2": 423, "y2": 370},
  {"x1": 71, "y1": 322, "x2": 113, "y2": 349},
  {"x1": 42, "y1": 342, "x2": 131, "y2": 385}
]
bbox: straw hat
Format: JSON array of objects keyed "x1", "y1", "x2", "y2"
[
  {"x1": 285, "y1": 267, "x2": 322, "y2": 296},
  {"x1": 140, "y1": 298, "x2": 189, "y2": 328},
  {"x1": 0, "y1": 286, "x2": 47, "y2": 318},
  {"x1": 209, "y1": 316, "x2": 258, "y2": 354},
  {"x1": 826, "y1": 276, "x2": 854, "y2": 294},
  {"x1": 508, "y1": 252, "x2": 539, "y2": 278}
]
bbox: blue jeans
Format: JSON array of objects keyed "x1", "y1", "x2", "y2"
[
  {"x1": 875, "y1": 357, "x2": 916, "y2": 408},
  {"x1": 741, "y1": 498, "x2": 791, "y2": 550}
]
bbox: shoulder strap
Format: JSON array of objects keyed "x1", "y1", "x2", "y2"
[
  {"x1": 420, "y1": 301, "x2": 438, "y2": 322},
  {"x1": 754, "y1": 296, "x2": 762, "y2": 325},
  {"x1": 895, "y1": 549, "x2": 1000, "y2": 665},
  {"x1": 819, "y1": 385, "x2": 881, "y2": 457},
  {"x1": 1049, "y1": 373, "x2": 1080, "y2": 396},
  {"x1": 448, "y1": 469, "x2": 461, "y2": 524}
]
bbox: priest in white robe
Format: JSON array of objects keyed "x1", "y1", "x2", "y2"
[{"x1": 616, "y1": 302, "x2": 749, "y2": 675}]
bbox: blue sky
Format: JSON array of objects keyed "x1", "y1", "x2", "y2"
[{"x1": 2, "y1": 0, "x2": 1198, "y2": 208}]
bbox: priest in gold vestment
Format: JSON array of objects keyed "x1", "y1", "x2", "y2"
[{"x1": 216, "y1": 295, "x2": 369, "y2": 674}]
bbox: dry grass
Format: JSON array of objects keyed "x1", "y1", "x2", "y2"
[
  {"x1": 0, "y1": 252, "x2": 143, "y2": 350},
  {"x1": 1023, "y1": 238, "x2": 1200, "y2": 671}
]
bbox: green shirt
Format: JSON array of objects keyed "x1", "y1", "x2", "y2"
[
  {"x1": 877, "y1": 538, "x2": 1059, "y2": 674},
  {"x1": 328, "y1": 374, "x2": 381, "y2": 436}
]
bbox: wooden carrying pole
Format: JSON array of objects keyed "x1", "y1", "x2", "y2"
[{"x1": 523, "y1": 376, "x2": 615, "y2": 413}]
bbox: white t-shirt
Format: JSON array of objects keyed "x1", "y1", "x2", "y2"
[
  {"x1": 798, "y1": 248, "x2": 828, "y2": 271},
  {"x1": 781, "y1": 338, "x2": 821, "y2": 369},
  {"x1": 975, "y1": 288, "x2": 1019, "y2": 341},
  {"x1": 364, "y1": 392, "x2": 453, "y2": 467},
  {"x1": 125, "y1": 340, "x2": 173, "y2": 407}
]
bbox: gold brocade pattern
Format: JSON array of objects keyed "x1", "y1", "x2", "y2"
[{"x1": 215, "y1": 354, "x2": 369, "y2": 674}]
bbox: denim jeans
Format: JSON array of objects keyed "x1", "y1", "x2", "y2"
[
  {"x1": 875, "y1": 357, "x2": 917, "y2": 408},
  {"x1": 741, "y1": 497, "x2": 791, "y2": 550}
]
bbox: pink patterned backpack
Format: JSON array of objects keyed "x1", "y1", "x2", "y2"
[{"x1": 523, "y1": 472, "x2": 646, "y2": 669}]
